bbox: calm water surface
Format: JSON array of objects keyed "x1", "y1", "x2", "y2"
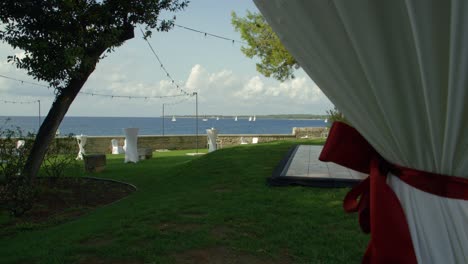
[{"x1": 0, "y1": 116, "x2": 327, "y2": 136}]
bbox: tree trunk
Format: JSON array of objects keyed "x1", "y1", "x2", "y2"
[
  {"x1": 22, "y1": 72, "x2": 96, "y2": 181},
  {"x1": 22, "y1": 25, "x2": 135, "y2": 182}
]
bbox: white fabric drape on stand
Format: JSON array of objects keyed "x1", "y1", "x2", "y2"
[
  {"x1": 206, "y1": 128, "x2": 218, "y2": 153},
  {"x1": 123, "y1": 128, "x2": 139, "y2": 163},
  {"x1": 75, "y1": 134, "x2": 87, "y2": 160},
  {"x1": 254, "y1": 1, "x2": 468, "y2": 263}
]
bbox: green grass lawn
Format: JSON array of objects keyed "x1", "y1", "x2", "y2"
[{"x1": 0, "y1": 140, "x2": 368, "y2": 264}]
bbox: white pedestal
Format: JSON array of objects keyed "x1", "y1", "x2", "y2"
[
  {"x1": 124, "y1": 128, "x2": 139, "y2": 163},
  {"x1": 206, "y1": 128, "x2": 218, "y2": 153}
]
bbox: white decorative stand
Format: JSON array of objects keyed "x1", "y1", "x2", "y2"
[
  {"x1": 206, "y1": 128, "x2": 218, "y2": 153},
  {"x1": 124, "y1": 128, "x2": 139, "y2": 163},
  {"x1": 76, "y1": 134, "x2": 87, "y2": 160}
]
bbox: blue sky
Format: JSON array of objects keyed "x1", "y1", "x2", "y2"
[{"x1": 0, "y1": 0, "x2": 332, "y2": 117}]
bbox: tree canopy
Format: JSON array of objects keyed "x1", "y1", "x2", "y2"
[
  {"x1": 0, "y1": 0, "x2": 188, "y2": 91},
  {"x1": 231, "y1": 11, "x2": 299, "y2": 82}
]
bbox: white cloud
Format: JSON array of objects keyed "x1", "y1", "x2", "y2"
[
  {"x1": 181, "y1": 64, "x2": 331, "y2": 115},
  {"x1": 235, "y1": 75, "x2": 325, "y2": 104},
  {"x1": 185, "y1": 64, "x2": 207, "y2": 91},
  {"x1": 235, "y1": 76, "x2": 264, "y2": 99}
]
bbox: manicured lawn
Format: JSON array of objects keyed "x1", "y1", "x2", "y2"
[{"x1": 0, "y1": 140, "x2": 368, "y2": 264}]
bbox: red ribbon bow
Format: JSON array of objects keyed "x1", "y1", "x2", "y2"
[{"x1": 319, "y1": 122, "x2": 417, "y2": 264}]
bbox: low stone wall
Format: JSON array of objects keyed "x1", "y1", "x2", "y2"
[
  {"x1": 292, "y1": 127, "x2": 328, "y2": 138},
  {"x1": 218, "y1": 134, "x2": 296, "y2": 148},
  {"x1": 79, "y1": 135, "x2": 200, "y2": 154},
  {"x1": 58, "y1": 127, "x2": 327, "y2": 154},
  {"x1": 77, "y1": 134, "x2": 297, "y2": 154}
]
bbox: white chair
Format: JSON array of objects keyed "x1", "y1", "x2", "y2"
[
  {"x1": 123, "y1": 128, "x2": 139, "y2": 163},
  {"x1": 16, "y1": 140, "x2": 25, "y2": 149},
  {"x1": 111, "y1": 139, "x2": 124, "y2": 154},
  {"x1": 75, "y1": 134, "x2": 87, "y2": 160},
  {"x1": 240, "y1": 137, "x2": 248, "y2": 145},
  {"x1": 252, "y1": 137, "x2": 259, "y2": 144},
  {"x1": 321, "y1": 127, "x2": 329, "y2": 138},
  {"x1": 206, "y1": 128, "x2": 219, "y2": 153}
]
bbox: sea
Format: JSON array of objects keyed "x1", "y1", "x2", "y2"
[{"x1": 0, "y1": 116, "x2": 327, "y2": 136}]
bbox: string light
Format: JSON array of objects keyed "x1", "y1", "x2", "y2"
[
  {"x1": 0, "y1": 73, "x2": 189, "y2": 100},
  {"x1": 139, "y1": 26, "x2": 192, "y2": 96},
  {"x1": 78, "y1": 90, "x2": 186, "y2": 99},
  {"x1": 158, "y1": 20, "x2": 248, "y2": 45},
  {"x1": 1, "y1": 99, "x2": 39, "y2": 105},
  {"x1": 0, "y1": 74, "x2": 49, "y2": 88},
  {"x1": 164, "y1": 93, "x2": 194, "y2": 106},
  {"x1": 1, "y1": 22, "x2": 244, "y2": 100}
]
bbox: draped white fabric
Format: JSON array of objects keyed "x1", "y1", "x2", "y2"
[
  {"x1": 123, "y1": 128, "x2": 139, "y2": 163},
  {"x1": 206, "y1": 128, "x2": 218, "y2": 153},
  {"x1": 254, "y1": 0, "x2": 468, "y2": 263},
  {"x1": 75, "y1": 134, "x2": 86, "y2": 160}
]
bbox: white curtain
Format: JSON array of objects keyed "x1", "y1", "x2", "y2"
[{"x1": 254, "y1": 0, "x2": 468, "y2": 263}]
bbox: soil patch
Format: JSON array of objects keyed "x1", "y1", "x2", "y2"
[{"x1": 1, "y1": 177, "x2": 135, "y2": 230}]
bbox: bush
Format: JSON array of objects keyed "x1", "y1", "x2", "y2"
[
  {"x1": 42, "y1": 134, "x2": 80, "y2": 179},
  {"x1": 0, "y1": 176, "x2": 36, "y2": 217},
  {"x1": 0, "y1": 121, "x2": 36, "y2": 217},
  {"x1": 326, "y1": 106, "x2": 347, "y2": 125}
]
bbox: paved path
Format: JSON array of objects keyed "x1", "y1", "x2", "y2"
[{"x1": 281, "y1": 145, "x2": 366, "y2": 181}]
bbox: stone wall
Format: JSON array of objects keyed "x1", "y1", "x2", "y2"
[
  {"x1": 80, "y1": 135, "x2": 206, "y2": 154},
  {"x1": 292, "y1": 127, "x2": 328, "y2": 138},
  {"x1": 59, "y1": 127, "x2": 326, "y2": 154},
  {"x1": 74, "y1": 134, "x2": 297, "y2": 154}
]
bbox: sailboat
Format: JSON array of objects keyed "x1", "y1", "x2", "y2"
[
  {"x1": 216, "y1": 116, "x2": 219, "y2": 121},
  {"x1": 248, "y1": 116, "x2": 252, "y2": 122},
  {"x1": 234, "y1": 116, "x2": 238, "y2": 121},
  {"x1": 172, "y1": 115, "x2": 176, "y2": 122},
  {"x1": 202, "y1": 115, "x2": 208, "y2": 121},
  {"x1": 253, "y1": 115, "x2": 256, "y2": 122},
  {"x1": 324, "y1": 118, "x2": 328, "y2": 123}
]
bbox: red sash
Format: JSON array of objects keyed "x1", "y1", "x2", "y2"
[{"x1": 319, "y1": 122, "x2": 468, "y2": 264}]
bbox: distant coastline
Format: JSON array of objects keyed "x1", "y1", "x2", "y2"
[
  {"x1": 1, "y1": 114, "x2": 328, "y2": 120},
  {"x1": 169, "y1": 114, "x2": 328, "y2": 120}
]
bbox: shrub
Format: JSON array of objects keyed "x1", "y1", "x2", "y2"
[
  {"x1": 0, "y1": 121, "x2": 36, "y2": 217},
  {"x1": 326, "y1": 106, "x2": 347, "y2": 125},
  {"x1": 42, "y1": 134, "x2": 80, "y2": 179}
]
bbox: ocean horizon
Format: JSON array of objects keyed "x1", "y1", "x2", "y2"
[{"x1": 0, "y1": 116, "x2": 327, "y2": 136}]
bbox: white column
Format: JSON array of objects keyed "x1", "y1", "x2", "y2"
[{"x1": 124, "y1": 128, "x2": 139, "y2": 163}]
